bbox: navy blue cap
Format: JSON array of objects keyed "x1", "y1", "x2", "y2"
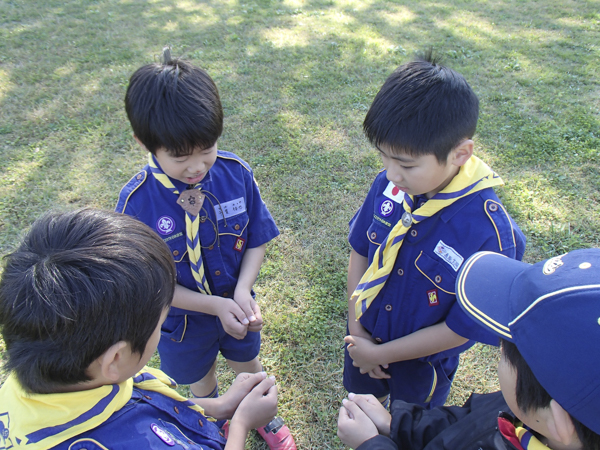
[{"x1": 456, "y1": 249, "x2": 600, "y2": 434}]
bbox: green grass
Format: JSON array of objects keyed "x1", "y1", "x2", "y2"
[{"x1": 1, "y1": 0, "x2": 599, "y2": 448}]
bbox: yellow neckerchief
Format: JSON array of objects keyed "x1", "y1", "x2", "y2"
[
  {"x1": 148, "y1": 153, "x2": 212, "y2": 294},
  {"x1": 354, "y1": 155, "x2": 503, "y2": 319},
  {"x1": 0, "y1": 367, "x2": 205, "y2": 449},
  {"x1": 515, "y1": 424, "x2": 550, "y2": 450}
]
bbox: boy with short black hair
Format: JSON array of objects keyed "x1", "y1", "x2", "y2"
[
  {"x1": 116, "y1": 51, "x2": 295, "y2": 448},
  {"x1": 338, "y1": 248, "x2": 600, "y2": 450},
  {"x1": 0, "y1": 209, "x2": 279, "y2": 449},
  {"x1": 344, "y1": 54, "x2": 526, "y2": 408}
]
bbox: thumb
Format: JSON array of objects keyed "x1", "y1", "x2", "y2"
[
  {"x1": 228, "y1": 300, "x2": 250, "y2": 325},
  {"x1": 344, "y1": 335, "x2": 356, "y2": 346}
]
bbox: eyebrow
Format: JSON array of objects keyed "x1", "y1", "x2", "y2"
[{"x1": 375, "y1": 146, "x2": 416, "y2": 163}]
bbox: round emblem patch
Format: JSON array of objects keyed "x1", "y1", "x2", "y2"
[
  {"x1": 151, "y1": 423, "x2": 175, "y2": 446},
  {"x1": 379, "y1": 200, "x2": 394, "y2": 217},
  {"x1": 156, "y1": 216, "x2": 176, "y2": 235}
]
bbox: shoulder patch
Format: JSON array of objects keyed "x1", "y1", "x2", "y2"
[
  {"x1": 115, "y1": 170, "x2": 147, "y2": 213},
  {"x1": 484, "y1": 199, "x2": 517, "y2": 255}
]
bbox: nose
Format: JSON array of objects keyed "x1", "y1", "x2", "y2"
[
  {"x1": 187, "y1": 155, "x2": 205, "y2": 174},
  {"x1": 386, "y1": 165, "x2": 403, "y2": 184}
]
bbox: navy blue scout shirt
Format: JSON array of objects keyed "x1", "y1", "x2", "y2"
[
  {"x1": 56, "y1": 372, "x2": 227, "y2": 450},
  {"x1": 349, "y1": 170, "x2": 526, "y2": 348},
  {"x1": 116, "y1": 150, "x2": 279, "y2": 314}
]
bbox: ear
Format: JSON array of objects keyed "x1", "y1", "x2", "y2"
[
  {"x1": 133, "y1": 134, "x2": 149, "y2": 151},
  {"x1": 449, "y1": 139, "x2": 474, "y2": 167},
  {"x1": 97, "y1": 341, "x2": 129, "y2": 383},
  {"x1": 546, "y1": 400, "x2": 578, "y2": 446}
]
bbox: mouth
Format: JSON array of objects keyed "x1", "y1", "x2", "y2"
[{"x1": 186, "y1": 173, "x2": 205, "y2": 184}]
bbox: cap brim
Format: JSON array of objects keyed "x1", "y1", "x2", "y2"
[{"x1": 456, "y1": 251, "x2": 530, "y2": 340}]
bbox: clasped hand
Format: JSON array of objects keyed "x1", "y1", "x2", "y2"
[
  {"x1": 337, "y1": 393, "x2": 392, "y2": 449},
  {"x1": 345, "y1": 335, "x2": 390, "y2": 379},
  {"x1": 214, "y1": 293, "x2": 263, "y2": 340}
]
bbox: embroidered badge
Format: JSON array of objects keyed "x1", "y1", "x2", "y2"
[
  {"x1": 215, "y1": 197, "x2": 246, "y2": 221},
  {"x1": 543, "y1": 254, "x2": 565, "y2": 275},
  {"x1": 156, "y1": 216, "x2": 176, "y2": 236},
  {"x1": 151, "y1": 423, "x2": 175, "y2": 447},
  {"x1": 177, "y1": 190, "x2": 205, "y2": 216},
  {"x1": 234, "y1": 237, "x2": 246, "y2": 252},
  {"x1": 434, "y1": 240, "x2": 464, "y2": 272},
  {"x1": 383, "y1": 181, "x2": 405, "y2": 204},
  {"x1": 1, "y1": 412, "x2": 13, "y2": 449},
  {"x1": 379, "y1": 199, "x2": 394, "y2": 217},
  {"x1": 427, "y1": 289, "x2": 439, "y2": 306}
]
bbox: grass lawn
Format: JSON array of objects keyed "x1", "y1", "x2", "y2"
[{"x1": 1, "y1": 0, "x2": 599, "y2": 448}]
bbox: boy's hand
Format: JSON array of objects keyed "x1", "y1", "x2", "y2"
[
  {"x1": 347, "y1": 393, "x2": 391, "y2": 436},
  {"x1": 214, "y1": 372, "x2": 267, "y2": 419},
  {"x1": 232, "y1": 290, "x2": 263, "y2": 332},
  {"x1": 345, "y1": 335, "x2": 390, "y2": 378},
  {"x1": 337, "y1": 398, "x2": 379, "y2": 448},
  {"x1": 231, "y1": 376, "x2": 278, "y2": 431},
  {"x1": 214, "y1": 298, "x2": 249, "y2": 340}
]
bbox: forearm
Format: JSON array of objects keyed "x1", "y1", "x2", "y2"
[
  {"x1": 376, "y1": 322, "x2": 469, "y2": 365},
  {"x1": 234, "y1": 244, "x2": 266, "y2": 294},
  {"x1": 347, "y1": 250, "x2": 369, "y2": 335},
  {"x1": 172, "y1": 284, "x2": 221, "y2": 315},
  {"x1": 190, "y1": 397, "x2": 228, "y2": 420},
  {"x1": 224, "y1": 422, "x2": 249, "y2": 450}
]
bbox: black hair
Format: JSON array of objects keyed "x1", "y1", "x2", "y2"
[
  {"x1": 501, "y1": 339, "x2": 600, "y2": 449},
  {"x1": 125, "y1": 57, "x2": 223, "y2": 157},
  {"x1": 0, "y1": 209, "x2": 176, "y2": 394},
  {"x1": 363, "y1": 52, "x2": 479, "y2": 163}
]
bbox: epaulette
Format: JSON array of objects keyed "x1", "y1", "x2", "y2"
[
  {"x1": 216, "y1": 150, "x2": 252, "y2": 174},
  {"x1": 115, "y1": 170, "x2": 147, "y2": 213},
  {"x1": 484, "y1": 199, "x2": 518, "y2": 257}
]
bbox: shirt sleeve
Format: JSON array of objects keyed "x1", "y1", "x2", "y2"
[
  {"x1": 243, "y1": 167, "x2": 280, "y2": 248},
  {"x1": 349, "y1": 172, "x2": 386, "y2": 257}
]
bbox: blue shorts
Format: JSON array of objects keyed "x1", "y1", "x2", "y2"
[
  {"x1": 343, "y1": 344, "x2": 458, "y2": 408},
  {"x1": 158, "y1": 313, "x2": 261, "y2": 385}
]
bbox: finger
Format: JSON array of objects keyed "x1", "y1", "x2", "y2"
[
  {"x1": 251, "y1": 303, "x2": 263, "y2": 324},
  {"x1": 344, "y1": 335, "x2": 356, "y2": 346},
  {"x1": 229, "y1": 300, "x2": 250, "y2": 325},
  {"x1": 338, "y1": 404, "x2": 351, "y2": 423},
  {"x1": 225, "y1": 319, "x2": 248, "y2": 340},
  {"x1": 250, "y1": 376, "x2": 277, "y2": 397},
  {"x1": 247, "y1": 323, "x2": 263, "y2": 333},
  {"x1": 341, "y1": 398, "x2": 367, "y2": 420},
  {"x1": 370, "y1": 366, "x2": 391, "y2": 379}
]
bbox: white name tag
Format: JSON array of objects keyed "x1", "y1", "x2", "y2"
[
  {"x1": 434, "y1": 240, "x2": 464, "y2": 272},
  {"x1": 215, "y1": 197, "x2": 246, "y2": 220},
  {"x1": 383, "y1": 181, "x2": 405, "y2": 204}
]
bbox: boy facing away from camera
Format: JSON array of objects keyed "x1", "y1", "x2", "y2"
[
  {"x1": 0, "y1": 209, "x2": 278, "y2": 449},
  {"x1": 339, "y1": 248, "x2": 600, "y2": 450},
  {"x1": 115, "y1": 53, "x2": 295, "y2": 449},
  {"x1": 344, "y1": 55, "x2": 526, "y2": 408}
]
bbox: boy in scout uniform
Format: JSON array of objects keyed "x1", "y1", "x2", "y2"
[
  {"x1": 116, "y1": 52, "x2": 295, "y2": 449},
  {"x1": 0, "y1": 209, "x2": 279, "y2": 449},
  {"x1": 344, "y1": 54, "x2": 526, "y2": 408}
]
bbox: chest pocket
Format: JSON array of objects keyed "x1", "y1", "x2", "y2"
[
  {"x1": 366, "y1": 220, "x2": 393, "y2": 261},
  {"x1": 165, "y1": 233, "x2": 188, "y2": 263},
  {"x1": 414, "y1": 251, "x2": 457, "y2": 295},
  {"x1": 217, "y1": 212, "x2": 250, "y2": 262}
]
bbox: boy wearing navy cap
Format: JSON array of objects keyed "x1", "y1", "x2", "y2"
[
  {"x1": 344, "y1": 54, "x2": 526, "y2": 409},
  {"x1": 338, "y1": 248, "x2": 600, "y2": 449},
  {"x1": 116, "y1": 51, "x2": 295, "y2": 449},
  {"x1": 0, "y1": 209, "x2": 279, "y2": 449}
]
